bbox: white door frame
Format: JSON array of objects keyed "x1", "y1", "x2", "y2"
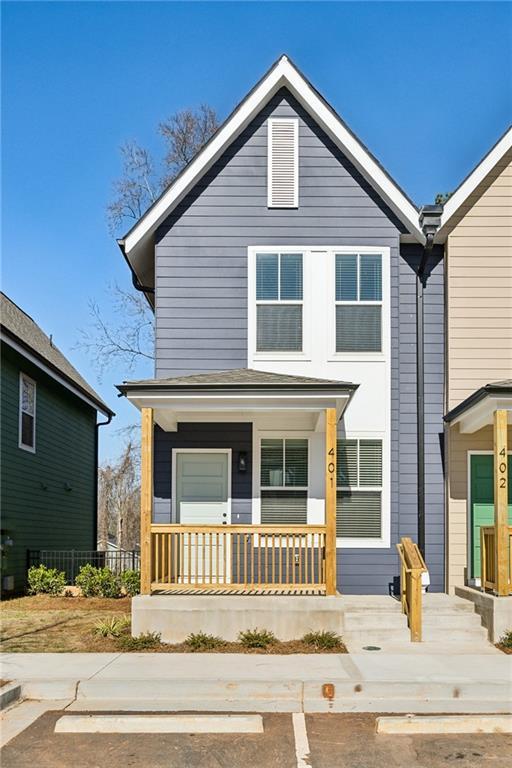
[
  {"x1": 466, "y1": 449, "x2": 511, "y2": 586},
  {"x1": 171, "y1": 448, "x2": 232, "y2": 524}
]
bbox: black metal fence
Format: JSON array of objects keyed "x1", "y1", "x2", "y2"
[{"x1": 27, "y1": 549, "x2": 140, "y2": 585}]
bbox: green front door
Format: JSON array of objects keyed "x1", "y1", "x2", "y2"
[{"x1": 470, "y1": 454, "x2": 512, "y2": 579}]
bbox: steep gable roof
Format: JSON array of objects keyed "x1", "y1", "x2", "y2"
[
  {"x1": 1, "y1": 293, "x2": 114, "y2": 416},
  {"x1": 119, "y1": 55, "x2": 424, "y2": 294},
  {"x1": 437, "y1": 124, "x2": 512, "y2": 240}
]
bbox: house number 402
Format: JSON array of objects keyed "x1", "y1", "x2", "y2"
[{"x1": 498, "y1": 447, "x2": 507, "y2": 489}]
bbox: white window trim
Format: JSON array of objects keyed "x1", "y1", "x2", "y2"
[
  {"x1": 328, "y1": 246, "x2": 389, "y2": 362},
  {"x1": 171, "y1": 448, "x2": 232, "y2": 524},
  {"x1": 337, "y1": 431, "x2": 390, "y2": 549},
  {"x1": 248, "y1": 246, "x2": 311, "y2": 362},
  {"x1": 19, "y1": 372, "x2": 36, "y2": 453},
  {"x1": 267, "y1": 117, "x2": 299, "y2": 209}
]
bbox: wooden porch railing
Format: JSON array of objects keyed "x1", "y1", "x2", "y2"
[
  {"x1": 396, "y1": 537, "x2": 427, "y2": 642},
  {"x1": 480, "y1": 525, "x2": 512, "y2": 596},
  {"x1": 149, "y1": 524, "x2": 327, "y2": 593}
]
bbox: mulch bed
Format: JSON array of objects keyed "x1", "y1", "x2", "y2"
[
  {"x1": 495, "y1": 643, "x2": 512, "y2": 654},
  {"x1": 126, "y1": 639, "x2": 347, "y2": 654}
]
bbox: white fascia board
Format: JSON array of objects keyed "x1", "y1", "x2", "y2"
[
  {"x1": 123, "y1": 57, "x2": 423, "y2": 256},
  {"x1": 455, "y1": 396, "x2": 512, "y2": 434},
  {"x1": 125, "y1": 391, "x2": 349, "y2": 413},
  {"x1": 440, "y1": 127, "x2": 512, "y2": 234},
  {"x1": 2, "y1": 332, "x2": 112, "y2": 418}
]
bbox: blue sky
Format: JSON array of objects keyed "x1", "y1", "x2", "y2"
[{"x1": 2, "y1": 1, "x2": 511, "y2": 461}]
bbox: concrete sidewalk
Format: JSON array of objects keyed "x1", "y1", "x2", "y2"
[{"x1": 1, "y1": 652, "x2": 511, "y2": 714}]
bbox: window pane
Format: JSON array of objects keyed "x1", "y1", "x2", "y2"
[
  {"x1": 336, "y1": 490, "x2": 381, "y2": 537},
  {"x1": 337, "y1": 439, "x2": 358, "y2": 486},
  {"x1": 256, "y1": 253, "x2": 278, "y2": 300},
  {"x1": 280, "y1": 254, "x2": 303, "y2": 300},
  {"x1": 359, "y1": 440, "x2": 382, "y2": 486},
  {"x1": 260, "y1": 439, "x2": 283, "y2": 487},
  {"x1": 22, "y1": 378, "x2": 35, "y2": 415},
  {"x1": 335, "y1": 254, "x2": 357, "y2": 301},
  {"x1": 285, "y1": 439, "x2": 308, "y2": 486},
  {"x1": 360, "y1": 254, "x2": 382, "y2": 301},
  {"x1": 21, "y1": 412, "x2": 34, "y2": 448},
  {"x1": 336, "y1": 305, "x2": 381, "y2": 352},
  {"x1": 261, "y1": 490, "x2": 307, "y2": 524},
  {"x1": 257, "y1": 305, "x2": 302, "y2": 351}
]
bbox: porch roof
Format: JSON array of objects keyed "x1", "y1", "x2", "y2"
[
  {"x1": 444, "y1": 380, "x2": 512, "y2": 433},
  {"x1": 117, "y1": 369, "x2": 358, "y2": 431}
]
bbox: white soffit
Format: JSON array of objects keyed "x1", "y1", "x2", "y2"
[{"x1": 121, "y1": 56, "x2": 423, "y2": 264}]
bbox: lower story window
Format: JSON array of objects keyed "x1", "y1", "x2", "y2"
[
  {"x1": 260, "y1": 438, "x2": 308, "y2": 524},
  {"x1": 336, "y1": 438, "x2": 382, "y2": 538}
]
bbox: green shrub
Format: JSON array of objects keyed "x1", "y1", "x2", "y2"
[
  {"x1": 75, "y1": 564, "x2": 122, "y2": 598},
  {"x1": 27, "y1": 565, "x2": 66, "y2": 596},
  {"x1": 93, "y1": 615, "x2": 131, "y2": 638},
  {"x1": 302, "y1": 630, "x2": 344, "y2": 650},
  {"x1": 118, "y1": 631, "x2": 162, "y2": 650},
  {"x1": 185, "y1": 632, "x2": 225, "y2": 651},
  {"x1": 238, "y1": 628, "x2": 276, "y2": 649},
  {"x1": 499, "y1": 629, "x2": 512, "y2": 649},
  {"x1": 120, "y1": 570, "x2": 140, "y2": 597}
]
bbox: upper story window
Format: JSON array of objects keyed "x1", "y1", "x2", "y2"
[
  {"x1": 267, "y1": 118, "x2": 298, "y2": 208},
  {"x1": 335, "y1": 253, "x2": 382, "y2": 353},
  {"x1": 336, "y1": 438, "x2": 382, "y2": 538},
  {"x1": 256, "y1": 252, "x2": 303, "y2": 352},
  {"x1": 19, "y1": 373, "x2": 36, "y2": 452}
]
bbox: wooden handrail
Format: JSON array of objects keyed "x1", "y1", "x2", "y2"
[
  {"x1": 480, "y1": 525, "x2": 512, "y2": 596},
  {"x1": 150, "y1": 524, "x2": 327, "y2": 593},
  {"x1": 396, "y1": 537, "x2": 427, "y2": 642}
]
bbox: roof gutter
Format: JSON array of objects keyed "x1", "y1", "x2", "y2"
[
  {"x1": 93, "y1": 412, "x2": 113, "y2": 548},
  {"x1": 116, "y1": 238, "x2": 155, "y2": 305},
  {"x1": 416, "y1": 205, "x2": 443, "y2": 558}
]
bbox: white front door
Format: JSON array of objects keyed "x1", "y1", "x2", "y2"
[{"x1": 175, "y1": 450, "x2": 230, "y2": 582}]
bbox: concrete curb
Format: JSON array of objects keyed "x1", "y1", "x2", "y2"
[
  {"x1": 376, "y1": 714, "x2": 512, "y2": 734},
  {"x1": 0, "y1": 682, "x2": 21, "y2": 711}
]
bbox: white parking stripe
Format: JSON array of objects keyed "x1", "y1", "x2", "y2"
[
  {"x1": 54, "y1": 714, "x2": 263, "y2": 734},
  {"x1": 292, "y1": 713, "x2": 311, "y2": 768}
]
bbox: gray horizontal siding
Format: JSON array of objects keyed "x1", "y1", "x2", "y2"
[{"x1": 153, "y1": 87, "x2": 445, "y2": 594}]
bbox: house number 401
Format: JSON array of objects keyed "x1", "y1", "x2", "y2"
[{"x1": 328, "y1": 447, "x2": 336, "y2": 488}]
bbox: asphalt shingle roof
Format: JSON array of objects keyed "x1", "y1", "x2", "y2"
[
  {"x1": 119, "y1": 368, "x2": 356, "y2": 390},
  {"x1": 1, "y1": 292, "x2": 113, "y2": 415},
  {"x1": 444, "y1": 380, "x2": 512, "y2": 423}
]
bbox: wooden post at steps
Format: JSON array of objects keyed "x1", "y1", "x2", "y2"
[
  {"x1": 140, "y1": 407, "x2": 154, "y2": 596},
  {"x1": 325, "y1": 408, "x2": 337, "y2": 596},
  {"x1": 494, "y1": 409, "x2": 508, "y2": 596}
]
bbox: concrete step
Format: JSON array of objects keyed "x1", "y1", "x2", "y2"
[
  {"x1": 343, "y1": 629, "x2": 411, "y2": 645},
  {"x1": 421, "y1": 626, "x2": 490, "y2": 644},
  {"x1": 422, "y1": 595, "x2": 476, "y2": 613},
  {"x1": 421, "y1": 613, "x2": 484, "y2": 629},
  {"x1": 343, "y1": 612, "x2": 408, "y2": 630}
]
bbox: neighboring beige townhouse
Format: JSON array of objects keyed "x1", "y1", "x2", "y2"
[{"x1": 441, "y1": 126, "x2": 512, "y2": 595}]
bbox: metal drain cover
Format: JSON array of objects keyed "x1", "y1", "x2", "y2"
[{"x1": 362, "y1": 645, "x2": 381, "y2": 651}]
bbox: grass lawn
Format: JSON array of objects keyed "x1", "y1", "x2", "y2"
[{"x1": 0, "y1": 595, "x2": 347, "y2": 653}]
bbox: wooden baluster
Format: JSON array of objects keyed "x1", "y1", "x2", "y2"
[{"x1": 272, "y1": 534, "x2": 275, "y2": 585}]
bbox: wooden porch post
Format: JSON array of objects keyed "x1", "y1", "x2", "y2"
[
  {"x1": 140, "y1": 407, "x2": 154, "y2": 596},
  {"x1": 494, "y1": 409, "x2": 508, "y2": 596},
  {"x1": 325, "y1": 408, "x2": 337, "y2": 596}
]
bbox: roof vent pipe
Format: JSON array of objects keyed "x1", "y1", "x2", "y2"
[{"x1": 416, "y1": 204, "x2": 443, "y2": 559}]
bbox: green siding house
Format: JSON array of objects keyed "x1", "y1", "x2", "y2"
[{"x1": 0, "y1": 293, "x2": 114, "y2": 593}]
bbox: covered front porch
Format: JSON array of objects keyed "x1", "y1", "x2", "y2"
[
  {"x1": 445, "y1": 381, "x2": 512, "y2": 597},
  {"x1": 119, "y1": 369, "x2": 358, "y2": 597}
]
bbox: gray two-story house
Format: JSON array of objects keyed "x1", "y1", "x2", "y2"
[{"x1": 117, "y1": 56, "x2": 444, "y2": 609}]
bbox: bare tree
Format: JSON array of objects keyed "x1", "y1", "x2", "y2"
[
  {"x1": 107, "y1": 105, "x2": 219, "y2": 236},
  {"x1": 98, "y1": 437, "x2": 140, "y2": 551},
  {"x1": 78, "y1": 283, "x2": 154, "y2": 377}
]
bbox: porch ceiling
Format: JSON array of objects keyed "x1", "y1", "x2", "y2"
[{"x1": 117, "y1": 368, "x2": 358, "y2": 432}]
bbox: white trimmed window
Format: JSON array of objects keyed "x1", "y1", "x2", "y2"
[
  {"x1": 267, "y1": 118, "x2": 298, "y2": 208},
  {"x1": 256, "y1": 252, "x2": 303, "y2": 352},
  {"x1": 19, "y1": 373, "x2": 36, "y2": 452},
  {"x1": 335, "y1": 253, "x2": 382, "y2": 352},
  {"x1": 260, "y1": 438, "x2": 308, "y2": 524},
  {"x1": 336, "y1": 438, "x2": 382, "y2": 538}
]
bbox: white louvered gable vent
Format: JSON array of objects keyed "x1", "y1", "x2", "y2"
[{"x1": 267, "y1": 118, "x2": 298, "y2": 208}]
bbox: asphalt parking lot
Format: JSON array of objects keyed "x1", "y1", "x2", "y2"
[{"x1": 2, "y1": 711, "x2": 511, "y2": 768}]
